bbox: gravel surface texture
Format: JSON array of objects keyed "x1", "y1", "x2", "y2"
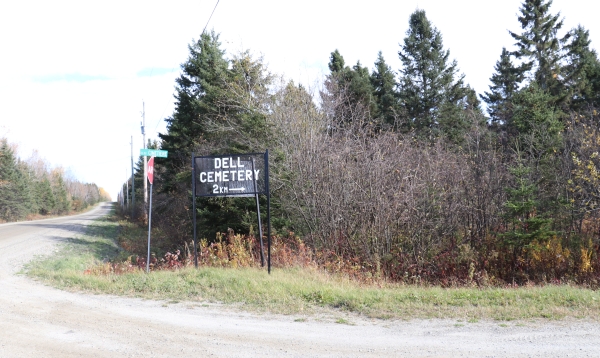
[{"x1": 1, "y1": 203, "x2": 599, "y2": 357}]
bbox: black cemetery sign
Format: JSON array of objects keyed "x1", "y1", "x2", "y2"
[
  {"x1": 194, "y1": 153, "x2": 266, "y2": 197},
  {"x1": 192, "y1": 151, "x2": 271, "y2": 273}
]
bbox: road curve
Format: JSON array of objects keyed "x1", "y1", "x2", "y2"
[{"x1": 1, "y1": 203, "x2": 599, "y2": 357}]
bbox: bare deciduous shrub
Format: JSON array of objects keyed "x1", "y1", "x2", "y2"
[{"x1": 269, "y1": 81, "x2": 511, "y2": 280}]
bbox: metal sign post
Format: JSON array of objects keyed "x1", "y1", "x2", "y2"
[
  {"x1": 192, "y1": 151, "x2": 271, "y2": 273},
  {"x1": 138, "y1": 148, "x2": 168, "y2": 273},
  {"x1": 265, "y1": 150, "x2": 271, "y2": 274},
  {"x1": 252, "y1": 157, "x2": 265, "y2": 267},
  {"x1": 146, "y1": 156, "x2": 155, "y2": 273}
]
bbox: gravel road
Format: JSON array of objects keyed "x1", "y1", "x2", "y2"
[{"x1": 1, "y1": 203, "x2": 599, "y2": 357}]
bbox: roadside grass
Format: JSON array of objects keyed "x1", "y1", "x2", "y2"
[{"x1": 25, "y1": 213, "x2": 600, "y2": 321}]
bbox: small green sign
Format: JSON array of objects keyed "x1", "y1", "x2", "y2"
[{"x1": 140, "y1": 149, "x2": 168, "y2": 158}]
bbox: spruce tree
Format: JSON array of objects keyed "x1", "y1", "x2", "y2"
[
  {"x1": 501, "y1": 161, "x2": 554, "y2": 256},
  {"x1": 37, "y1": 176, "x2": 55, "y2": 215},
  {"x1": 480, "y1": 48, "x2": 527, "y2": 127},
  {"x1": 0, "y1": 139, "x2": 28, "y2": 221},
  {"x1": 158, "y1": 35, "x2": 279, "y2": 239},
  {"x1": 159, "y1": 30, "x2": 229, "y2": 192},
  {"x1": 370, "y1": 51, "x2": 399, "y2": 128},
  {"x1": 195, "y1": 50, "x2": 276, "y2": 238},
  {"x1": 510, "y1": 83, "x2": 563, "y2": 152},
  {"x1": 215, "y1": 50, "x2": 274, "y2": 153},
  {"x1": 562, "y1": 25, "x2": 600, "y2": 111},
  {"x1": 438, "y1": 85, "x2": 485, "y2": 144},
  {"x1": 322, "y1": 50, "x2": 375, "y2": 125},
  {"x1": 509, "y1": 0, "x2": 566, "y2": 100},
  {"x1": 397, "y1": 9, "x2": 467, "y2": 137},
  {"x1": 15, "y1": 162, "x2": 36, "y2": 216},
  {"x1": 328, "y1": 49, "x2": 345, "y2": 73},
  {"x1": 349, "y1": 61, "x2": 376, "y2": 115},
  {"x1": 510, "y1": 83, "x2": 565, "y2": 220},
  {"x1": 51, "y1": 170, "x2": 70, "y2": 214}
]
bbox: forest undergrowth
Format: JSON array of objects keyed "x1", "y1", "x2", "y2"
[{"x1": 94, "y1": 211, "x2": 600, "y2": 290}]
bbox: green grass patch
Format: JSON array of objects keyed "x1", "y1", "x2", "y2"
[
  {"x1": 25, "y1": 213, "x2": 121, "y2": 280},
  {"x1": 335, "y1": 317, "x2": 354, "y2": 325},
  {"x1": 25, "y1": 213, "x2": 600, "y2": 321}
]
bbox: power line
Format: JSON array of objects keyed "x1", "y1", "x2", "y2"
[
  {"x1": 152, "y1": 0, "x2": 220, "y2": 136},
  {"x1": 202, "y1": 0, "x2": 220, "y2": 35}
]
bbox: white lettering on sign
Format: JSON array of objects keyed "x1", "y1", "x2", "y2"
[
  {"x1": 214, "y1": 157, "x2": 245, "y2": 170},
  {"x1": 213, "y1": 185, "x2": 229, "y2": 194},
  {"x1": 199, "y1": 169, "x2": 260, "y2": 183},
  {"x1": 196, "y1": 154, "x2": 265, "y2": 197},
  {"x1": 198, "y1": 156, "x2": 260, "y2": 191}
]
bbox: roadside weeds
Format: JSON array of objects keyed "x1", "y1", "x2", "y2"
[{"x1": 25, "y1": 213, "x2": 600, "y2": 322}]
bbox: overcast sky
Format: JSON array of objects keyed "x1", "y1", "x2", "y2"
[{"x1": 1, "y1": 0, "x2": 599, "y2": 199}]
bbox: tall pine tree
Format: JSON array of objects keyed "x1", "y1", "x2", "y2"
[
  {"x1": 37, "y1": 176, "x2": 56, "y2": 215},
  {"x1": 0, "y1": 139, "x2": 29, "y2": 221},
  {"x1": 480, "y1": 48, "x2": 527, "y2": 127},
  {"x1": 322, "y1": 50, "x2": 375, "y2": 126},
  {"x1": 328, "y1": 49, "x2": 345, "y2": 73},
  {"x1": 159, "y1": 30, "x2": 229, "y2": 192},
  {"x1": 397, "y1": 9, "x2": 468, "y2": 138},
  {"x1": 370, "y1": 51, "x2": 399, "y2": 128},
  {"x1": 194, "y1": 50, "x2": 277, "y2": 238},
  {"x1": 562, "y1": 25, "x2": 600, "y2": 111},
  {"x1": 509, "y1": 0, "x2": 566, "y2": 101}
]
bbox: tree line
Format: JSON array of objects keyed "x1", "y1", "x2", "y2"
[
  {"x1": 122, "y1": 0, "x2": 600, "y2": 284},
  {"x1": 0, "y1": 138, "x2": 110, "y2": 222}
]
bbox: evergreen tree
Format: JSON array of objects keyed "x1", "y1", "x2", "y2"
[
  {"x1": 562, "y1": 25, "x2": 600, "y2": 111},
  {"x1": 480, "y1": 48, "x2": 527, "y2": 127},
  {"x1": 157, "y1": 34, "x2": 278, "y2": 240},
  {"x1": 195, "y1": 50, "x2": 276, "y2": 238},
  {"x1": 504, "y1": 0, "x2": 574, "y2": 228},
  {"x1": 322, "y1": 50, "x2": 376, "y2": 126},
  {"x1": 510, "y1": 83, "x2": 563, "y2": 149},
  {"x1": 0, "y1": 139, "x2": 28, "y2": 221},
  {"x1": 328, "y1": 49, "x2": 345, "y2": 73},
  {"x1": 438, "y1": 85, "x2": 485, "y2": 144},
  {"x1": 159, "y1": 30, "x2": 229, "y2": 192},
  {"x1": 370, "y1": 51, "x2": 399, "y2": 128},
  {"x1": 51, "y1": 170, "x2": 71, "y2": 214},
  {"x1": 349, "y1": 61, "x2": 376, "y2": 116},
  {"x1": 37, "y1": 176, "x2": 55, "y2": 215},
  {"x1": 15, "y1": 162, "x2": 36, "y2": 215},
  {"x1": 397, "y1": 9, "x2": 468, "y2": 137},
  {"x1": 509, "y1": 0, "x2": 566, "y2": 100},
  {"x1": 510, "y1": 83, "x2": 565, "y2": 219},
  {"x1": 500, "y1": 161, "x2": 554, "y2": 255},
  {"x1": 213, "y1": 50, "x2": 274, "y2": 153}
]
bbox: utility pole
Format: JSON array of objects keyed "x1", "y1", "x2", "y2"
[
  {"x1": 131, "y1": 135, "x2": 135, "y2": 219},
  {"x1": 141, "y1": 101, "x2": 148, "y2": 220}
]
